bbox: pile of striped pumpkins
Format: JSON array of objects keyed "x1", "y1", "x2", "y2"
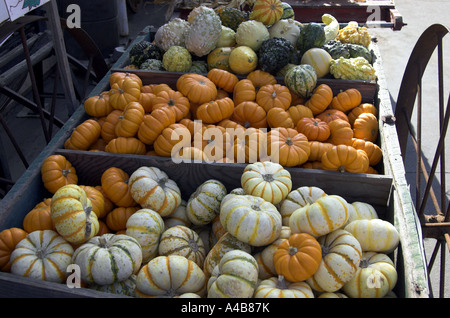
[
  {"x1": 68, "y1": 70, "x2": 381, "y2": 174},
  {"x1": 0, "y1": 158, "x2": 399, "y2": 298}
]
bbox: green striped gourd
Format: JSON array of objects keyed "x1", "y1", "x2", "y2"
[
  {"x1": 72, "y1": 233, "x2": 142, "y2": 285},
  {"x1": 207, "y1": 249, "x2": 259, "y2": 298},
  {"x1": 289, "y1": 194, "x2": 350, "y2": 237},
  {"x1": 10, "y1": 230, "x2": 73, "y2": 283},
  {"x1": 254, "y1": 276, "x2": 314, "y2": 298},
  {"x1": 186, "y1": 179, "x2": 227, "y2": 225},
  {"x1": 126, "y1": 208, "x2": 165, "y2": 263},
  {"x1": 279, "y1": 186, "x2": 327, "y2": 226},
  {"x1": 135, "y1": 255, "x2": 206, "y2": 297},
  {"x1": 220, "y1": 194, "x2": 282, "y2": 246},
  {"x1": 284, "y1": 64, "x2": 317, "y2": 99},
  {"x1": 128, "y1": 166, "x2": 181, "y2": 217},
  {"x1": 89, "y1": 274, "x2": 137, "y2": 297},
  {"x1": 158, "y1": 225, "x2": 206, "y2": 267},
  {"x1": 280, "y1": 2, "x2": 295, "y2": 19}
]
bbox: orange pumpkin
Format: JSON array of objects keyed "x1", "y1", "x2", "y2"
[
  {"x1": 137, "y1": 107, "x2": 177, "y2": 145},
  {"x1": 101, "y1": 110, "x2": 122, "y2": 143},
  {"x1": 115, "y1": 102, "x2": 145, "y2": 138},
  {"x1": 105, "y1": 137, "x2": 147, "y2": 155},
  {"x1": 217, "y1": 118, "x2": 245, "y2": 131},
  {"x1": 327, "y1": 119, "x2": 353, "y2": 146},
  {"x1": 196, "y1": 97, "x2": 235, "y2": 124},
  {"x1": 23, "y1": 198, "x2": 55, "y2": 232},
  {"x1": 267, "y1": 128, "x2": 310, "y2": 167},
  {"x1": 348, "y1": 103, "x2": 378, "y2": 126},
  {"x1": 256, "y1": 84, "x2": 292, "y2": 112},
  {"x1": 95, "y1": 185, "x2": 114, "y2": 215},
  {"x1": 315, "y1": 109, "x2": 349, "y2": 124},
  {"x1": 109, "y1": 72, "x2": 143, "y2": 88},
  {"x1": 154, "y1": 123, "x2": 191, "y2": 157},
  {"x1": 101, "y1": 167, "x2": 137, "y2": 207},
  {"x1": 296, "y1": 117, "x2": 330, "y2": 142},
  {"x1": 308, "y1": 141, "x2": 333, "y2": 162},
  {"x1": 352, "y1": 112, "x2": 378, "y2": 143},
  {"x1": 247, "y1": 70, "x2": 277, "y2": 91},
  {"x1": 232, "y1": 101, "x2": 267, "y2": 129},
  {"x1": 106, "y1": 206, "x2": 140, "y2": 231},
  {"x1": 138, "y1": 92, "x2": 155, "y2": 113},
  {"x1": 0, "y1": 228, "x2": 28, "y2": 272},
  {"x1": 66, "y1": 119, "x2": 101, "y2": 150},
  {"x1": 287, "y1": 105, "x2": 314, "y2": 127},
  {"x1": 152, "y1": 89, "x2": 191, "y2": 122},
  {"x1": 152, "y1": 83, "x2": 172, "y2": 95},
  {"x1": 108, "y1": 77, "x2": 141, "y2": 111},
  {"x1": 273, "y1": 233, "x2": 322, "y2": 282},
  {"x1": 179, "y1": 118, "x2": 205, "y2": 140},
  {"x1": 351, "y1": 138, "x2": 382, "y2": 166},
  {"x1": 267, "y1": 107, "x2": 294, "y2": 129},
  {"x1": 176, "y1": 73, "x2": 217, "y2": 104},
  {"x1": 321, "y1": 144, "x2": 369, "y2": 173},
  {"x1": 41, "y1": 154, "x2": 78, "y2": 194},
  {"x1": 193, "y1": 125, "x2": 231, "y2": 161},
  {"x1": 233, "y1": 79, "x2": 256, "y2": 105},
  {"x1": 84, "y1": 92, "x2": 113, "y2": 117},
  {"x1": 79, "y1": 185, "x2": 107, "y2": 219},
  {"x1": 207, "y1": 68, "x2": 239, "y2": 93},
  {"x1": 305, "y1": 84, "x2": 333, "y2": 115},
  {"x1": 229, "y1": 127, "x2": 267, "y2": 163},
  {"x1": 330, "y1": 88, "x2": 362, "y2": 112}
]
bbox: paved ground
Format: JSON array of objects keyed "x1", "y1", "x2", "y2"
[{"x1": 0, "y1": 0, "x2": 449, "y2": 297}]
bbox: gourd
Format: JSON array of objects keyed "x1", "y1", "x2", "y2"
[
  {"x1": 308, "y1": 141, "x2": 333, "y2": 162},
  {"x1": 306, "y1": 229, "x2": 362, "y2": 292},
  {"x1": 129, "y1": 40, "x2": 162, "y2": 67},
  {"x1": 258, "y1": 38, "x2": 295, "y2": 75},
  {"x1": 140, "y1": 58, "x2": 164, "y2": 71},
  {"x1": 284, "y1": 64, "x2": 317, "y2": 99},
  {"x1": 330, "y1": 56, "x2": 377, "y2": 81},
  {"x1": 273, "y1": 233, "x2": 322, "y2": 282},
  {"x1": 267, "y1": 127, "x2": 310, "y2": 167},
  {"x1": 228, "y1": 45, "x2": 259, "y2": 75},
  {"x1": 316, "y1": 109, "x2": 349, "y2": 124},
  {"x1": 346, "y1": 43, "x2": 373, "y2": 63},
  {"x1": 126, "y1": 208, "x2": 165, "y2": 263},
  {"x1": 297, "y1": 22, "x2": 326, "y2": 53},
  {"x1": 347, "y1": 103, "x2": 377, "y2": 126},
  {"x1": 215, "y1": 6, "x2": 247, "y2": 31},
  {"x1": 186, "y1": 179, "x2": 227, "y2": 225},
  {"x1": 338, "y1": 21, "x2": 371, "y2": 47},
  {"x1": 185, "y1": 8, "x2": 222, "y2": 57},
  {"x1": 101, "y1": 167, "x2": 136, "y2": 207},
  {"x1": 72, "y1": 233, "x2": 142, "y2": 285},
  {"x1": 220, "y1": 194, "x2": 282, "y2": 246},
  {"x1": 207, "y1": 47, "x2": 233, "y2": 72},
  {"x1": 216, "y1": 26, "x2": 236, "y2": 47},
  {"x1": 241, "y1": 161, "x2": 292, "y2": 205},
  {"x1": 322, "y1": 13, "x2": 339, "y2": 43},
  {"x1": 158, "y1": 225, "x2": 206, "y2": 267},
  {"x1": 345, "y1": 201, "x2": 379, "y2": 226},
  {"x1": 289, "y1": 195, "x2": 349, "y2": 237},
  {"x1": 0, "y1": 227, "x2": 28, "y2": 272},
  {"x1": 89, "y1": 275, "x2": 137, "y2": 297},
  {"x1": 247, "y1": 70, "x2": 277, "y2": 91},
  {"x1": 163, "y1": 200, "x2": 191, "y2": 229},
  {"x1": 155, "y1": 18, "x2": 191, "y2": 52},
  {"x1": 326, "y1": 119, "x2": 353, "y2": 145},
  {"x1": 189, "y1": 60, "x2": 208, "y2": 74},
  {"x1": 254, "y1": 276, "x2": 314, "y2": 298},
  {"x1": 50, "y1": 184, "x2": 99, "y2": 244},
  {"x1": 322, "y1": 40, "x2": 350, "y2": 59},
  {"x1": 249, "y1": 0, "x2": 283, "y2": 26},
  {"x1": 207, "y1": 250, "x2": 259, "y2": 298},
  {"x1": 344, "y1": 219, "x2": 400, "y2": 253},
  {"x1": 10, "y1": 230, "x2": 73, "y2": 283},
  {"x1": 154, "y1": 124, "x2": 190, "y2": 157},
  {"x1": 235, "y1": 20, "x2": 270, "y2": 52},
  {"x1": 162, "y1": 46, "x2": 192, "y2": 72},
  {"x1": 135, "y1": 255, "x2": 206, "y2": 297},
  {"x1": 41, "y1": 154, "x2": 78, "y2": 194},
  {"x1": 233, "y1": 79, "x2": 256, "y2": 105},
  {"x1": 352, "y1": 138, "x2": 382, "y2": 166},
  {"x1": 279, "y1": 186, "x2": 326, "y2": 226},
  {"x1": 268, "y1": 18, "x2": 300, "y2": 46},
  {"x1": 230, "y1": 127, "x2": 267, "y2": 163},
  {"x1": 300, "y1": 48, "x2": 332, "y2": 78},
  {"x1": 128, "y1": 166, "x2": 181, "y2": 217},
  {"x1": 267, "y1": 108, "x2": 294, "y2": 129},
  {"x1": 342, "y1": 252, "x2": 398, "y2": 298}
]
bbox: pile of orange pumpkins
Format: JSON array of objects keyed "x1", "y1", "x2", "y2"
[
  {"x1": 65, "y1": 70, "x2": 382, "y2": 174},
  {"x1": 0, "y1": 157, "x2": 399, "y2": 298}
]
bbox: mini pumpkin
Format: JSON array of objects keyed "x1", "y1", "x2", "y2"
[
  {"x1": 0, "y1": 227, "x2": 28, "y2": 272},
  {"x1": 105, "y1": 137, "x2": 147, "y2": 155},
  {"x1": 196, "y1": 97, "x2": 235, "y2": 124},
  {"x1": 23, "y1": 198, "x2": 55, "y2": 232},
  {"x1": 256, "y1": 84, "x2": 292, "y2": 112},
  {"x1": 137, "y1": 107, "x2": 177, "y2": 145},
  {"x1": 267, "y1": 127, "x2": 310, "y2": 167},
  {"x1": 330, "y1": 88, "x2": 362, "y2": 112},
  {"x1": 287, "y1": 104, "x2": 313, "y2": 127},
  {"x1": 115, "y1": 102, "x2": 145, "y2": 138},
  {"x1": 101, "y1": 167, "x2": 136, "y2": 208},
  {"x1": 153, "y1": 123, "x2": 191, "y2": 157},
  {"x1": 84, "y1": 92, "x2": 113, "y2": 117},
  {"x1": 151, "y1": 89, "x2": 191, "y2": 122},
  {"x1": 106, "y1": 206, "x2": 140, "y2": 232},
  {"x1": 321, "y1": 144, "x2": 370, "y2": 173},
  {"x1": 326, "y1": 119, "x2": 353, "y2": 146},
  {"x1": 108, "y1": 77, "x2": 141, "y2": 111},
  {"x1": 305, "y1": 84, "x2": 333, "y2": 115},
  {"x1": 101, "y1": 109, "x2": 122, "y2": 143},
  {"x1": 232, "y1": 101, "x2": 267, "y2": 128},
  {"x1": 296, "y1": 117, "x2": 330, "y2": 142},
  {"x1": 66, "y1": 119, "x2": 101, "y2": 151},
  {"x1": 266, "y1": 108, "x2": 294, "y2": 129},
  {"x1": 352, "y1": 112, "x2": 379, "y2": 143},
  {"x1": 207, "y1": 68, "x2": 239, "y2": 93},
  {"x1": 176, "y1": 73, "x2": 217, "y2": 104},
  {"x1": 315, "y1": 108, "x2": 349, "y2": 124},
  {"x1": 233, "y1": 79, "x2": 256, "y2": 105},
  {"x1": 41, "y1": 154, "x2": 78, "y2": 194},
  {"x1": 254, "y1": 276, "x2": 314, "y2": 298}
]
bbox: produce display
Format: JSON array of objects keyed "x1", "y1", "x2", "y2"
[{"x1": 0, "y1": 159, "x2": 400, "y2": 298}]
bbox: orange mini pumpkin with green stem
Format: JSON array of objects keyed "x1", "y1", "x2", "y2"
[
  {"x1": 41, "y1": 154, "x2": 78, "y2": 194},
  {"x1": 296, "y1": 117, "x2": 330, "y2": 142},
  {"x1": 256, "y1": 84, "x2": 292, "y2": 112},
  {"x1": 232, "y1": 101, "x2": 267, "y2": 129},
  {"x1": 151, "y1": 89, "x2": 191, "y2": 122}
]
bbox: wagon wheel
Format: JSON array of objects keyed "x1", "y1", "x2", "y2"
[
  {"x1": 127, "y1": 0, "x2": 144, "y2": 13},
  {"x1": 394, "y1": 23, "x2": 450, "y2": 298}
]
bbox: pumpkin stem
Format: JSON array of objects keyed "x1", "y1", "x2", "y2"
[
  {"x1": 276, "y1": 275, "x2": 288, "y2": 289},
  {"x1": 62, "y1": 169, "x2": 71, "y2": 177},
  {"x1": 360, "y1": 259, "x2": 369, "y2": 269},
  {"x1": 98, "y1": 236, "x2": 108, "y2": 248},
  {"x1": 271, "y1": 91, "x2": 277, "y2": 99},
  {"x1": 285, "y1": 137, "x2": 293, "y2": 146},
  {"x1": 288, "y1": 246, "x2": 298, "y2": 256},
  {"x1": 35, "y1": 248, "x2": 46, "y2": 259},
  {"x1": 188, "y1": 239, "x2": 199, "y2": 252},
  {"x1": 262, "y1": 173, "x2": 274, "y2": 182},
  {"x1": 158, "y1": 177, "x2": 168, "y2": 188},
  {"x1": 338, "y1": 165, "x2": 346, "y2": 173},
  {"x1": 251, "y1": 204, "x2": 261, "y2": 211}
]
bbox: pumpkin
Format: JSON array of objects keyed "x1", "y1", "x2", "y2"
[
  {"x1": 114, "y1": 102, "x2": 145, "y2": 138},
  {"x1": 136, "y1": 255, "x2": 206, "y2": 297},
  {"x1": 279, "y1": 186, "x2": 327, "y2": 226},
  {"x1": 193, "y1": 125, "x2": 232, "y2": 162},
  {"x1": 108, "y1": 77, "x2": 141, "y2": 111},
  {"x1": 177, "y1": 73, "x2": 217, "y2": 105},
  {"x1": 84, "y1": 92, "x2": 113, "y2": 117},
  {"x1": 249, "y1": 0, "x2": 283, "y2": 26},
  {"x1": 229, "y1": 127, "x2": 267, "y2": 163},
  {"x1": 126, "y1": 208, "x2": 165, "y2": 263},
  {"x1": 186, "y1": 179, "x2": 227, "y2": 225},
  {"x1": 247, "y1": 70, "x2": 277, "y2": 91},
  {"x1": 289, "y1": 195, "x2": 349, "y2": 237},
  {"x1": 164, "y1": 200, "x2": 191, "y2": 229},
  {"x1": 241, "y1": 161, "x2": 292, "y2": 205},
  {"x1": 0, "y1": 228, "x2": 28, "y2": 272},
  {"x1": 296, "y1": 117, "x2": 330, "y2": 142},
  {"x1": 326, "y1": 119, "x2": 353, "y2": 145},
  {"x1": 207, "y1": 250, "x2": 259, "y2": 298},
  {"x1": 137, "y1": 107, "x2": 177, "y2": 145},
  {"x1": 23, "y1": 198, "x2": 54, "y2": 232},
  {"x1": 342, "y1": 252, "x2": 398, "y2": 298},
  {"x1": 101, "y1": 167, "x2": 136, "y2": 207},
  {"x1": 66, "y1": 119, "x2": 101, "y2": 151},
  {"x1": 232, "y1": 101, "x2": 267, "y2": 128},
  {"x1": 316, "y1": 109, "x2": 349, "y2": 124},
  {"x1": 352, "y1": 112, "x2": 379, "y2": 143},
  {"x1": 207, "y1": 68, "x2": 239, "y2": 93},
  {"x1": 101, "y1": 110, "x2": 122, "y2": 143},
  {"x1": 284, "y1": 64, "x2": 317, "y2": 99},
  {"x1": 106, "y1": 206, "x2": 140, "y2": 232},
  {"x1": 153, "y1": 124, "x2": 190, "y2": 158},
  {"x1": 348, "y1": 103, "x2": 378, "y2": 126},
  {"x1": 266, "y1": 108, "x2": 294, "y2": 129},
  {"x1": 330, "y1": 88, "x2": 362, "y2": 112},
  {"x1": 10, "y1": 230, "x2": 73, "y2": 283},
  {"x1": 109, "y1": 72, "x2": 142, "y2": 88},
  {"x1": 274, "y1": 233, "x2": 322, "y2": 282},
  {"x1": 304, "y1": 84, "x2": 333, "y2": 115},
  {"x1": 105, "y1": 137, "x2": 147, "y2": 155},
  {"x1": 72, "y1": 233, "x2": 142, "y2": 285},
  {"x1": 308, "y1": 141, "x2": 333, "y2": 162},
  {"x1": 89, "y1": 274, "x2": 136, "y2": 297},
  {"x1": 306, "y1": 229, "x2": 362, "y2": 292},
  {"x1": 267, "y1": 127, "x2": 310, "y2": 167},
  {"x1": 233, "y1": 79, "x2": 256, "y2": 105},
  {"x1": 344, "y1": 219, "x2": 400, "y2": 253},
  {"x1": 50, "y1": 184, "x2": 99, "y2": 244},
  {"x1": 287, "y1": 104, "x2": 313, "y2": 126},
  {"x1": 79, "y1": 185, "x2": 106, "y2": 219},
  {"x1": 41, "y1": 154, "x2": 78, "y2": 194},
  {"x1": 203, "y1": 232, "x2": 252, "y2": 278},
  {"x1": 158, "y1": 225, "x2": 206, "y2": 267},
  {"x1": 345, "y1": 201, "x2": 379, "y2": 226},
  {"x1": 351, "y1": 138, "x2": 382, "y2": 166},
  {"x1": 196, "y1": 97, "x2": 235, "y2": 124},
  {"x1": 128, "y1": 166, "x2": 181, "y2": 217},
  {"x1": 152, "y1": 89, "x2": 190, "y2": 122},
  {"x1": 256, "y1": 84, "x2": 292, "y2": 112},
  {"x1": 318, "y1": 292, "x2": 348, "y2": 298},
  {"x1": 138, "y1": 92, "x2": 155, "y2": 113},
  {"x1": 254, "y1": 276, "x2": 314, "y2": 298},
  {"x1": 321, "y1": 144, "x2": 370, "y2": 173},
  {"x1": 220, "y1": 194, "x2": 282, "y2": 246}
]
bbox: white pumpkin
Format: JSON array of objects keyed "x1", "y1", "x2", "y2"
[
  {"x1": 164, "y1": 200, "x2": 191, "y2": 229},
  {"x1": 89, "y1": 274, "x2": 137, "y2": 297},
  {"x1": 10, "y1": 230, "x2": 73, "y2": 283},
  {"x1": 254, "y1": 276, "x2": 314, "y2": 298},
  {"x1": 268, "y1": 18, "x2": 301, "y2": 46},
  {"x1": 345, "y1": 201, "x2": 379, "y2": 226}
]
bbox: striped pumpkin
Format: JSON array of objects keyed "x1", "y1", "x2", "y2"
[
  {"x1": 128, "y1": 166, "x2": 181, "y2": 217},
  {"x1": 126, "y1": 208, "x2": 165, "y2": 263},
  {"x1": 135, "y1": 255, "x2": 206, "y2": 297},
  {"x1": 342, "y1": 251, "x2": 398, "y2": 298},
  {"x1": 284, "y1": 64, "x2": 317, "y2": 99},
  {"x1": 207, "y1": 250, "x2": 259, "y2": 298},
  {"x1": 279, "y1": 186, "x2": 327, "y2": 226},
  {"x1": 10, "y1": 230, "x2": 74, "y2": 283},
  {"x1": 300, "y1": 48, "x2": 333, "y2": 78},
  {"x1": 289, "y1": 194, "x2": 350, "y2": 237},
  {"x1": 220, "y1": 194, "x2": 282, "y2": 246},
  {"x1": 72, "y1": 234, "x2": 142, "y2": 285},
  {"x1": 50, "y1": 184, "x2": 99, "y2": 244},
  {"x1": 203, "y1": 232, "x2": 252, "y2": 278},
  {"x1": 241, "y1": 161, "x2": 292, "y2": 205},
  {"x1": 158, "y1": 225, "x2": 206, "y2": 267},
  {"x1": 306, "y1": 229, "x2": 362, "y2": 292},
  {"x1": 249, "y1": 0, "x2": 283, "y2": 26},
  {"x1": 186, "y1": 179, "x2": 227, "y2": 225},
  {"x1": 89, "y1": 274, "x2": 137, "y2": 297},
  {"x1": 254, "y1": 276, "x2": 314, "y2": 298},
  {"x1": 163, "y1": 200, "x2": 191, "y2": 229},
  {"x1": 344, "y1": 219, "x2": 399, "y2": 253},
  {"x1": 345, "y1": 201, "x2": 379, "y2": 226}
]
